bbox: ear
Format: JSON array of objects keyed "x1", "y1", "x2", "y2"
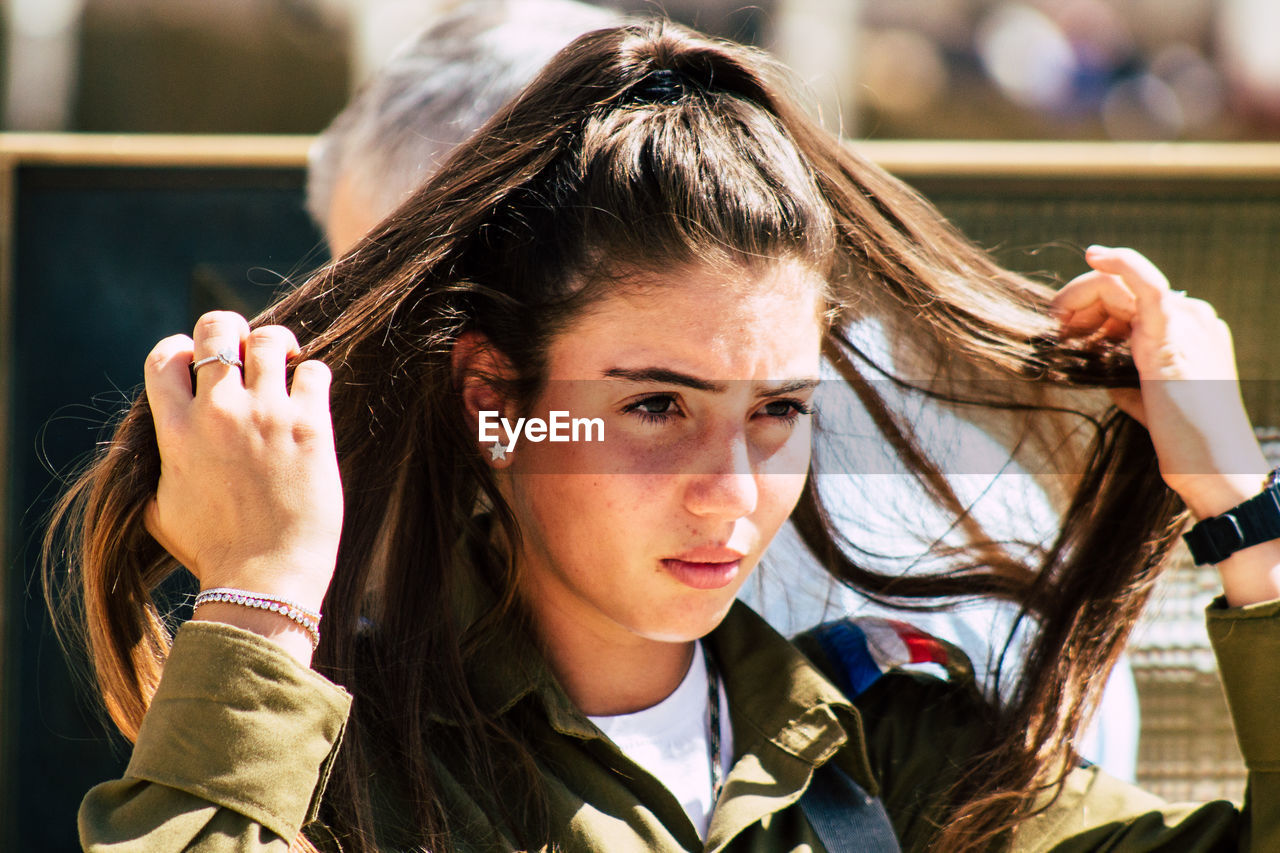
[{"x1": 452, "y1": 330, "x2": 517, "y2": 467}]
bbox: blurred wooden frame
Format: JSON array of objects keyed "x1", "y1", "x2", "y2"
[
  {"x1": 2, "y1": 134, "x2": 1280, "y2": 842},
  {"x1": 861, "y1": 139, "x2": 1280, "y2": 180},
  {"x1": 0, "y1": 133, "x2": 314, "y2": 845},
  {"x1": 0, "y1": 134, "x2": 315, "y2": 560}
]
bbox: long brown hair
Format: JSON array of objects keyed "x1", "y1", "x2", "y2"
[{"x1": 46, "y1": 20, "x2": 1184, "y2": 852}]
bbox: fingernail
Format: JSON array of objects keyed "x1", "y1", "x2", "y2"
[{"x1": 1086, "y1": 244, "x2": 1108, "y2": 255}]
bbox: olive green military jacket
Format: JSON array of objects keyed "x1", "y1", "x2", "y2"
[{"x1": 79, "y1": 596, "x2": 1280, "y2": 852}]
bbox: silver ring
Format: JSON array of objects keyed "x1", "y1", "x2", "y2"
[
  {"x1": 191, "y1": 347, "x2": 243, "y2": 373},
  {"x1": 1169, "y1": 289, "x2": 1188, "y2": 298}
]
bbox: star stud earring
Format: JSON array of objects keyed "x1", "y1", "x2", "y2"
[{"x1": 488, "y1": 441, "x2": 507, "y2": 462}]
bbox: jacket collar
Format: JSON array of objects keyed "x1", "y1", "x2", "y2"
[{"x1": 446, "y1": 516, "x2": 879, "y2": 795}]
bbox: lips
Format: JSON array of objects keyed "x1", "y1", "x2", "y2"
[
  {"x1": 661, "y1": 546, "x2": 747, "y2": 590},
  {"x1": 667, "y1": 546, "x2": 747, "y2": 563}
]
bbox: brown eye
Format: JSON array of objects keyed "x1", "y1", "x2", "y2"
[
  {"x1": 758, "y1": 399, "x2": 812, "y2": 424},
  {"x1": 623, "y1": 394, "x2": 681, "y2": 425},
  {"x1": 635, "y1": 396, "x2": 674, "y2": 415}
]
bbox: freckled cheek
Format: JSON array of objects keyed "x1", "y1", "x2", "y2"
[
  {"x1": 592, "y1": 474, "x2": 683, "y2": 518},
  {"x1": 547, "y1": 428, "x2": 694, "y2": 476},
  {"x1": 516, "y1": 433, "x2": 612, "y2": 475},
  {"x1": 541, "y1": 476, "x2": 679, "y2": 567},
  {"x1": 534, "y1": 472, "x2": 675, "y2": 516}
]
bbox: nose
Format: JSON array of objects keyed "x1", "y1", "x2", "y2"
[{"x1": 682, "y1": 432, "x2": 758, "y2": 520}]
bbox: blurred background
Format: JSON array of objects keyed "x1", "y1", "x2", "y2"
[
  {"x1": 4, "y1": 1, "x2": 1280, "y2": 849},
  {"x1": 4, "y1": 0, "x2": 1280, "y2": 141}
]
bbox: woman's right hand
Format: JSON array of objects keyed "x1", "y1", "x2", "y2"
[{"x1": 143, "y1": 311, "x2": 344, "y2": 637}]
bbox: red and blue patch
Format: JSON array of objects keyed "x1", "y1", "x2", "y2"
[{"x1": 810, "y1": 617, "x2": 958, "y2": 699}]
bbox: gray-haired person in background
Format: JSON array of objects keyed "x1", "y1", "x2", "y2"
[
  {"x1": 302, "y1": 0, "x2": 1140, "y2": 781},
  {"x1": 306, "y1": 0, "x2": 621, "y2": 255}
]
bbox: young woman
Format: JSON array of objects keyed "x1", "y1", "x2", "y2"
[{"x1": 51, "y1": 19, "x2": 1280, "y2": 853}]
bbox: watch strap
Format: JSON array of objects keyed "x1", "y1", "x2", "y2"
[{"x1": 1184, "y1": 481, "x2": 1280, "y2": 565}]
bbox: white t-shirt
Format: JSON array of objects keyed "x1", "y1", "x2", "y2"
[{"x1": 588, "y1": 642, "x2": 733, "y2": 839}]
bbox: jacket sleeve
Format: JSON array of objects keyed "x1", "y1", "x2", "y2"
[
  {"x1": 78, "y1": 620, "x2": 353, "y2": 852},
  {"x1": 838, "y1": 597, "x2": 1280, "y2": 852},
  {"x1": 1011, "y1": 595, "x2": 1280, "y2": 852}
]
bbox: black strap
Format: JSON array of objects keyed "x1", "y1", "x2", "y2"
[
  {"x1": 798, "y1": 761, "x2": 901, "y2": 853},
  {"x1": 1184, "y1": 482, "x2": 1280, "y2": 565}
]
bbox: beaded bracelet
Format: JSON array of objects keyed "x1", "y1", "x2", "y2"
[{"x1": 193, "y1": 587, "x2": 321, "y2": 650}]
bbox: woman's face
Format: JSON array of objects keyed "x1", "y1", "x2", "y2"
[{"x1": 498, "y1": 259, "x2": 825, "y2": 654}]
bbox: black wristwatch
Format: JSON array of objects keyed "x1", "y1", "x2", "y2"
[{"x1": 1183, "y1": 468, "x2": 1280, "y2": 565}]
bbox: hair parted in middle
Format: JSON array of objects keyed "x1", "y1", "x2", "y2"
[{"x1": 51, "y1": 19, "x2": 1184, "y2": 853}]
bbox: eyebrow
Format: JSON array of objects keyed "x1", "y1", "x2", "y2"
[{"x1": 602, "y1": 367, "x2": 820, "y2": 397}]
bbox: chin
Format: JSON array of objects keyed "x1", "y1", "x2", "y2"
[{"x1": 636, "y1": 596, "x2": 738, "y2": 643}]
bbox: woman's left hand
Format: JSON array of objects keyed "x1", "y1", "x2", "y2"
[{"x1": 1052, "y1": 245, "x2": 1269, "y2": 520}]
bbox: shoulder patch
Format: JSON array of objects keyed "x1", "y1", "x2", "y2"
[{"x1": 809, "y1": 617, "x2": 968, "y2": 699}]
